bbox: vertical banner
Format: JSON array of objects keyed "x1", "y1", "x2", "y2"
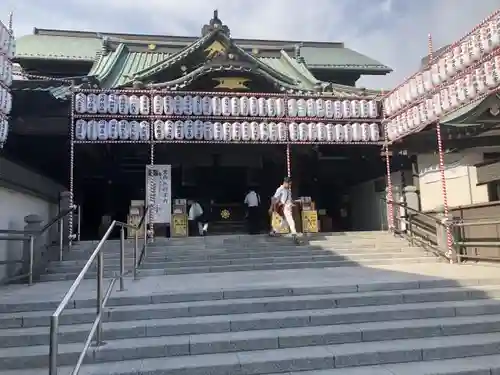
[{"x1": 146, "y1": 165, "x2": 172, "y2": 224}]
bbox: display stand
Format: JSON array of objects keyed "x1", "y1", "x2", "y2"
[
  {"x1": 171, "y1": 199, "x2": 188, "y2": 237},
  {"x1": 127, "y1": 200, "x2": 146, "y2": 239},
  {"x1": 300, "y1": 197, "x2": 319, "y2": 233}
]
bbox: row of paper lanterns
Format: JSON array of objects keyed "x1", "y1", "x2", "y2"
[
  {"x1": 74, "y1": 93, "x2": 380, "y2": 119},
  {"x1": 386, "y1": 55, "x2": 500, "y2": 141},
  {"x1": 0, "y1": 18, "x2": 12, "y2": 148},
  {"x1": 74, "y1": 119, "x2": 382, "y2": 142},
  {"x1": 385, "y1": 15, "x2": 500, "y2": 116}
]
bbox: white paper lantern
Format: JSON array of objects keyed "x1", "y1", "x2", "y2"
[
  {"x1": 75, "y1": 119, "x2": 87, "y2": 140},
  {"x1": 174, "y1": 120, "x2": 184, "y2": 139},
  {"x1": 440, "y1": 89, "x2": 451, "y2": 112},
  {"x1": 297, "y1": 99, "x2": 307, "y2": 117},
  {"x1": 333, "y1": 101, "x2": 343, "y2": 119},
  {"x1": 325, "y1": 100, "x2": 334, "y2": 118},
  {"x1": 426, "y1": 99, "x2": 437, "y2": 122},
  {"x1": 491, "y1": 19, "x2": 500, "y2": 49},
  {"x1": 456, "y1": 78, "x2": 467, "y2": 103},
  {"x1": 387, "y1": 121, "x2": 398, "y2": 141},
  {"x1": 164, "y1": 120, "x2": 174, "y2": 140},
  {"x1": 438, "y1": 57, "x2": 448, "y2": 82},
  {"x1": 359, "y1": 123, "x2": 370, "y2": 142},
  {"x1": 475, "y1": 67, "x2": 487, "y2": 94},
  {"x1": 495, "y1": 56, "x2": 500, "y2": 77},
  {"x1": 334, "y1": 124, "x2": 344, "y2": 142},
  {"x1": 240, "y1": 96, "x2": 250, "y2": 116},
  {"x1": 403, "y1": 84, "x2": 412, "y2": 104},
  {"x1": 95, "y1": 94, "x2": 108, "y2": 114},
  {"x1": 298, "y1": 122, "x2": 308, "y2": 141},
  {"x1": 350, "y1": 100, "x2": 361, "y2": 118},
  {"x1": 433, "y1": 94, "x2": 443, "y2": 117},
  {"x1": 184, "y1": 120, "x2": 194, "y2": 140},
  {"x1": 192, "y1": 96, "x2": 203, "y2": 116},
  {"x1": 86, "y1": 120, "x2": 98, "y2": 141},
  {"x1": 108, "y1": 119, "x2": 119, "y2": 140},
  {"x1": 3, "y1": 91, "x2": 11, "y2": 115},
  {"x1": 307, "y1": 123, "x2": 317, "y2": 141},
  {"x1": 194, "y1": 120, "x2": 204, "y2": 140},
  {"x1": 469, "y1": 34, "x2": 482, "y2": 62},
  {"x1": 461, "y1": 42, "x2": 472, "y2": 69},
  {"x1": 268, "y1": 122, "x2": 278, "y2": 141},
  {"x1": 289, "y1": 122, "x2": 299, "y2": 141},
  {"x1": 203, "y1": 121, "x2": 214, "y2": 140},
  {"x1": 86, "y1": 93, "x2": 97, "y2": 114},
  {"x1": 317, "y1": 123, "x2": 327, "y2": 141},
  {"x1": 423, "y1": 70, "x2": 433, "y2": 92},
  {"x1": 448, "y1": 84, "x2": 459, "y2": 109},
  {"x1": 212, "y1": 97, "x2": 222, "y2": 116},
  {"x1": 430, "y1": 64, "x2": 441, "y2": 86},
  {"x1": 221, "y1": 97, "x2": 231, "y2": 116},
  {"x1": 419, "y1": 103, "x2": 428, "y2": 125},
  {"x1": 250, "y1": 122, "x2": 260, "y2": 141},
  {"x1": 287, "y1": 99, "x2": 298, "y2": 117},
  {"x1": 342, "y1": 100, "x2": 351, "y2": 118},
  {"x1": 383, "y1": 98, "x2": 392, "y2": 116},
  {"x1": 249, "y1": 97, "x2": 259, "y2": 116},
  {"x1": 173, "y1": 96, "x2": 183, "y2": 115},
  {"x1": 351, "y1": 123, "x2": 361, "y2": 141},
  {"x1": 315, "y1": 99, "x2": 325, "y2": 118},
  {"x1": 266, "y1": 98, "x2": 277, "y2": 117},
  {"x1": 258, "y1": 98, "x2": 267, "y2": 117},
  {"x1": 222, "y1": 122, "x2": 232, "y2": 141},
  {"x1": 325, "y1": 124, "x2": 335, "y2": 142},
  {"x1": 396, "y1": 116, "x2": 405, "y2": 136},
  {"x1": 163, "y1": 96, "x2": 174, "y2": 115},
  {"x1": 154, "y1": 120, "x2": 165, "y2": 140},
  {"x1": 408, "y1": 78, "x2": 417, "y2": 100},
  {"x1": 401, "y1": 113, "x2": 409, "y2": 134},
  {"x1": 452, "y1": 45, "x2": 465, "y2": 73},
  {"x1": 75, "y1": 93, "x2": 87, "y2": 113},
  {"x1": 0, "y1": 119, "x2": 10, "y2": 145},
  {"x1": 213, "y1": 122, "x2": 223, "y2": 141},
  {"x1": 202, "y1": 96, "x2": 212, "y2": 115},
  {"x1": 118, "y1": 120, "x2": 130, "y2": 140},
  {"x1": 139, "y1": 95, "x2": 150, "y2": 115},
  {"x1": 232, "y1": 122, "x2": 242, "y2": 141},
  {"x1": 359, "y1": 100, "x2": 369, "y2": 118},
  {"x1": 258, "y1": 122, "x2": 269, "y2": 141},
  {"x1": 107, "y1": 94, "x2": 118, "y2": 114},
  {"x1": 480, "y1": 24, "x2": 494, "y2": 54},
  {"x1": 230, "y1": 97, "x2": 240, "y2": 116},
  {"x1": 463, "y1": 74, "x2": 477, "y2": 100},
  {"x1": 97, "y1": 120, "x2": 108, "y2": 140},
  {"x1": 129, "y1": 119, "x2": 141, "y2": 139},
  {"x1": 276, "y1": 98, "x2": 285, "y2": 117},
  {"x1": 446, "y1": 52, "x2": 457, "y2": 79},
  {"x1": 241, "y1": 122, "x2": 251, "y2": 141},
  {"x1": 406, "y1": 109, "x2": 414, "y2": 129},
  {"x1": 139, "y1": 121, "x2": 150, "y2": 140},
  {"x1": 343, "y1": 124, "x2": 353, "y2": 142},
  {"x1": 183, "y1": 95, "x2": 193, "y2": 115},
  {"x1": 127, "y1": 95, "x2": 138, "y2": 115},
  {"x1": 153, "y1": 95, "x2": 163, "y2": 116},
  {"x1": 306, "y1": 99, "x2": 316, "y2": 117},
  {"x1": 485, "y1": 60, "x2": 499, "y2": 88},
  {"x1": 369, "y1": 123, "x2": 380, "y2": 141},
  {"x1": 277, "y1": 122, "x2": 287, "y2": 141}
]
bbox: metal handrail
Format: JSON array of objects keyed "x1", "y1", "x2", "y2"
[
  {"x1": 49, "y1": 206, "x2": 149, "y2": 375},
  {"x1": 0, "y1": 205, "x2": 80, "y2": 285}
]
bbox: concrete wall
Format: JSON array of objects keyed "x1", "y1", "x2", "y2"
[
  {"x1": 417, "y1": 152, "x2": 488, "y2": 212},
  {"x1": 0, "y1": 156, "x2": 66, "y2": 282}
]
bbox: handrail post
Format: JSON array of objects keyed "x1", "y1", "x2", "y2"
[
  {"x1": 407, "y1": 214, "x2": 414, "y2": 246},
  {"x1": 77, "y1": 205, "x2": 81, "y2": 242},
  {"x1": 49, "y1": 315, "x2": 59, "y2": 375},
  {"x1": 58, "y1": 218, "x2": 64, "y2": 262},
  {"x1": 133, "y1": 230, "x2": 138, "y2": 280},
  {"x1": 28, "y1": 235, "x2": 34, "y2": 285},
  {"x1": 95, "y1": 250, "x2": 104, "y2": 346},
  {"x1": 119, "y1": 227, "x2": 125, "y2": 291}
]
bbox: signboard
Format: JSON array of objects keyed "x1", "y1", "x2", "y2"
[
  {"x1": 272, "y1": 212, "x2": 289, "y2": 234},
  {"x1": 171, "y1": 214, "x2": 188, "y2": 237},
  {"x1": 0, "y1": 17, "x2": 14, "y2": 149},
  {"x1": 145, "y1": 165, "x2": 172, "y2": 224},
  {"x1": 302, "y1": 210, "x2": 319, "y2": 233}
]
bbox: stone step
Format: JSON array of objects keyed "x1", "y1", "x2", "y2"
[
  {"x1": 39, "y1": 256, "x2": 438, "y2": 281},
  {"x1": 2, "y1": 284, "x2": 500, "y2": 348},
  {"x1": 3, "y1": 314, "x2": 500, "y2": 370},
  {"x1": 50, "y1": 252, "x2": 432, "y2": 272}
]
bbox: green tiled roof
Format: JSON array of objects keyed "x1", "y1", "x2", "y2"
[
  {"x1": 15, "y1": 34, "x2": 101, "y2": 61},
  {"x1": 300, "y1": 46, "x2": 390, "y2": 72},
  {"x1": 11, "y1": 80, "x2": 72, "y2": 100}
]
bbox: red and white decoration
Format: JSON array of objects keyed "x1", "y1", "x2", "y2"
[{"x1": 0, "y1": 16, "x2": 14, "y2": 148}]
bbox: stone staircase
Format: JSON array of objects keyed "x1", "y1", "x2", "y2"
[{"x1": 3, "y1": 231, "x2": 500, "y2": 374}]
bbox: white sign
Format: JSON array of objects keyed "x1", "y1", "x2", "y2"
[
  {"x1": 0, "y1": 17, "x2": 13, "y2": 149},
  {"x1": 146, "y1": 165, "x2": 172, "y2": 224}
]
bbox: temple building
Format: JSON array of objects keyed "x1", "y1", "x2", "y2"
[{"x1": 3, "y1": 11, "x2": 500, "y2": 238}]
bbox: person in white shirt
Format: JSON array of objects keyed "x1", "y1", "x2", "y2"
[
  {"x1": 269, "y1": 177, "x2": 299, "y2": 242},
  {"x1": 244, "y1": 188, "x2": 260, "y2": 234},
  {"x1": 188, "y1": 199, "x2": 208, "y2": 236}
]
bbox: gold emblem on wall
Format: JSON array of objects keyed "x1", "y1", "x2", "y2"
[
  {"x1": 220, "y1": 209, "x2": 231, "y2": 220},
  {"x1": 213, "y1": 77, "x2": 250, "y2": 90},
  {"x1": 204, "y1": 40, "x2": 226, "y2": 59}
]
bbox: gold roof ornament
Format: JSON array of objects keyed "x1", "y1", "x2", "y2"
[
  {"x1": 147, "y1": 43, "x2": 156, "y2": 50},
  {"x1": 204, "y1": 40, "x2": 226, "y2": 59},
  {"x1": 213, "y1": 77, "x2": 250, "y2": 90}
]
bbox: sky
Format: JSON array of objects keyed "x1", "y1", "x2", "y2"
[{"x1": 0, "y1": 0, "x2": 499, "y2": 89}]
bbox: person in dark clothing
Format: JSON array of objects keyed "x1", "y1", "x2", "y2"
[{"x1": 244, "y1": 188, "x2": 260, "y2": 234}]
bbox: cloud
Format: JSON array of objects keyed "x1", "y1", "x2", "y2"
[{"x1": 0, "y1": 0, "x2": 498, "y2": 89}]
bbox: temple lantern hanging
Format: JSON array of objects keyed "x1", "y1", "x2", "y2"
[
  {"x1": 317, "y1": 122, "x2": 327, "y2": 141},
  {"x1": 221, "y1": 96, "x2": 231, "y2": 116},
  {"x1": 212, "y1": 96, "x2": 222, "y2": 116},
  {"x1": 139, "y1": 95, "x2": 150, "y2": 115},
  {"x1": 129, "y1": 95, "x2": 140, "y2": 115},
  {"x1": 268, "y1": 122, "x2": 278, "y2": 141},
  {"x1": 409, "y1": 78, "x2": 418, "y2": 100},
  {"x1": 163, "y1": 95, "x2": 174, "y2": 115},
  {"x1": 222, "y1": 122, "x2": 232, "y2": 141},
  {"x1": 193, "y1": 120, "x2": 204, "y2": 140},
  {"x1": 431, "y1": 63, "x2": 441, "y2": 86},
  {"x1": 343, "y1": 123, "x2": 353, "y2": 142},
  {"x1": 249, "y1": 97, "x2": 258, "y2": 116},
  {"x1": 484, "y1": 60, "x2": 499, "y2": 88},
  {"x1": 86, "y1": 120, "x2": 98, "y2": 141},
  {"x1": 448, "y1": 84, "x2": 459, "y2": 109},
  {"x1": 359, "y1": 100, "x2": 369, "y2": 118},
  {"x1": 75, "y1": 93, "x2": 87, "y2": 114},
  {"x1": 266, "y1": 98, "x2": 277, "y2": 117},
  {"x1": 183, "y1": 95, "x2": 193, "y2": 116},
  {"x1": 86, "y1": 93, "x2": 98, "y2": 114},
  {"x1": 239, "y1": 96, "x2": 249, "y2": 116},
  {"x1": 118, "y1": 120, "x2": 130, "y2": 140},
  {"x1": 316, "y1": 99, "x2": 325, "y2": 118},
  {"x1": 296, "y1": 98, "x2": 307, "y2": 117},
  {"x1": 275, "y1": 98, "x2": 285, "y2": 117},
  {"x1": 128, "y1": 120, "x2": 139, "y2": 140},
  {"x1": 468, "y1": 34, "x2": 482, "y2": 62},
  {"x1": 307, "y1": 122, "x2": 317, "y2": 141},
  {"x1": 475, "y1": 66, "x2": 487, "y2": 94},
  {"x1": 383, "y1": 98, "x2": 392, "y2": 116},
  {"x1": 184, "y1": 120, "x2": 194, "y2": 140},
  {"x1": 440, "y1": 89, "x2": 451, "y2": 112},
  {"x1": 192, "y1": 96, "x2": 203, "y2": 116},
  {"x1": 298, "y1": 122, "x2": 308, "y2": 141},
  {"x1": 350, "y1": 100, "x2": 360, "y2": 118},
  {"x1": 230, "y1": 97, "x2": 240, "y2": 117},
  {"x1": 201, "y1": 96, "x2": 212, "y2": 115},
  {"x1": 108, "y1": 94, "x2": 118, "y2": 114},
  {"x1": 232, "y1": 122, "x2": 242, "y2": 141},
  {"x1": 250, "y1": 121, "x2": 259, "y2": 141},
  {"x1": 241, "y1": 122, "x2": 251, "y2": 141},
  {"x1": 452, "y1": 45, "x2": 465, "y2": 72},
  {"x1": 334, "y1": 124, "x2": 344, "y2": 142},
  {"x1": 438, "y1": 56, "x2": 448, "y2": 82},
  {"x1": 351, "y1": 122, "x2": 361, "y2": 141},
  {"x1": 213, "y1": 122, "x2": 223, "y2": 141},
  {"x1": 257, "y1": 97, "x2": 267, "y2": 117},
  {"x1": 203, "y1": 121, "x2": 214, "y2": 140},
  {"x1": 287, "y1": 98, "x2": 298, "y2": 117},
  {"x1": 153, "y1": 120, "x2": 165, "y2": 140},
  {"x1": 306, "y1": 98, "x2": 316, "y2": 117},
  {"x1": 341, "y1": 100, "x2": 351, "y2": 118},
  {"x1": 360, "y1": 123, "x2": 370, "y2": 142},
  {"x1": 423, "y1": 70, "x2": 433, "y2": 92},
  {"x1": 108, "y1": 119, "x2": 119, "y2": 140},
  {"x1": 369, "y1": 123, "x2": 380, "y2": 142},
  {"x1": 333, "y1": 100, "x2": 342, "y2": 119},
  {"x1": 418, "y1": 103, "x2": 427, "y2": 125},
  {"x1": 174, "y1": 120, "x2": 185, "y2": 140},
  {"x1": 480, "y1": 23, "x2": 494, "y2": 54},
  {"x1": 277, "y1": 122, "x2": 287, "y2": 141},
  {"x1": 444, "y1": 52, "x2": 456, "y2": 79},
  {"x1": 325, "y1": 100, "x2": 334, "y2": 118},
  {"x1": 75, "y1": 119, "x2": 87, "y2": 140},
  {"x1": 165, "y1": 120, "x2": 175, "y2": 140},
  {"x1": 491, "y1": 19, "x2": 500, "y2": 48},
  {"x1": 433, "y1": 93, "x2": 443, "y2": 117},
  {"x1": 139, "y1": 121, "x2": 150, "y2": 140},
  {"x1": 463, "y1": 74, "x2": 477, "y2": 99},
  {"x1": 455, "y1": 78, "x2": 467, "y2": 103}
]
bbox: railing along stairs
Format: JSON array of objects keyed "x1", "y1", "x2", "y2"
[{"x1": 48, "y1": 205, "x2": 149, "y2": 375}]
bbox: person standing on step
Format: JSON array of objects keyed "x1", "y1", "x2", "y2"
[
  {"x1": 269, "y1": 177, "x2": 300, "y2": 243},
  {"x1": 244, "y1": 187, "x2": 260, "y2": 234},
  {"x1": 188, "y1": 199, "x2": 208, "y2": 236}
]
